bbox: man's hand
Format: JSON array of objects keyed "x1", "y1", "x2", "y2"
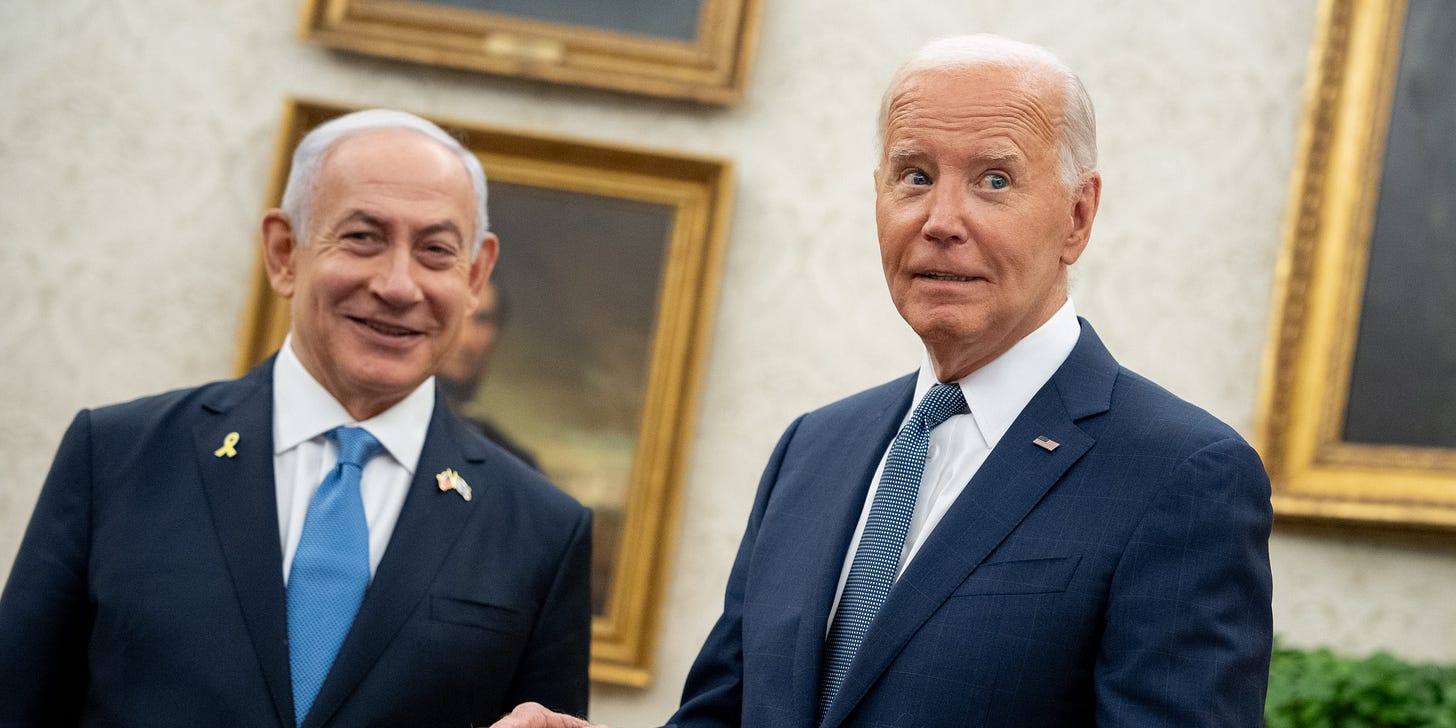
[{"x1": 489, "y1": 702, "x2": 606, "y2": 728}]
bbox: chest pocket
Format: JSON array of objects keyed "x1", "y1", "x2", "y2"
[
  {"x1": 950, "y1": 555, "x2": 1081, "y2": 597},
  {"x1": 429, "y1": 595, "x2": 531, "y2": 635}
]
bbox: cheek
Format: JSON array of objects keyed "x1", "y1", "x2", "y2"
[
  {"x1": 290, "y1": 276, "x2": 330, "y2": 320},
  {"x1": 302, "y1": 261, "x2": 362, "y2": 303},
  {"x1": 425, "y1": 281, "x2": 473, "y2": 330},
  {"x1": 877, "y1": 221, "x2": 915, "y2": 266},
  {"x1": 876, "y1": 195, "x2": 911, "y2": 232},
  {"x1": 885, "y1": 201, "x2": 923, "y2": 233}
]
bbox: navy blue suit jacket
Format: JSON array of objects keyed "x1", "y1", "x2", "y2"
[
  {"x1": 0, "y1": 358, "x2": 592, "y2": 727},
  {"x1": 669, "y1": 320, "x2": 1273, "y2": 727}
]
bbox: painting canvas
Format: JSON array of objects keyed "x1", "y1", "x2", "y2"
[
  {"x1": 1258, "y1": 0, "x2": 1456, "y2": 530},
  {"x1": 300, "y1": 0, "x2": 761, "y2": 104},
  {"x1": 421, "y1": 0, "x2": 703, "y2": 41},
  {"x1": 467, "y1": 182, "x2": 672, "y2": 616}
]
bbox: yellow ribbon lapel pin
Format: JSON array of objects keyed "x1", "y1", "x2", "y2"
[
  {"x1": 436, "y1": 468, "x2": 473, "y2": 501},
  {"x1": 214, "y1": 432, "x2": 240, "y2": 458}
]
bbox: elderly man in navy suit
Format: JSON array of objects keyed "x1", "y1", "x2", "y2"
[
  {"x1": 500, "y1": 33, "x2": 1273, "y2": 728},
  {"x1": 0, "y1": 109, "x2": 592, "y2": 727}
]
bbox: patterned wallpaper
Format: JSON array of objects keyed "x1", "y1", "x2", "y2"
[{"x1": 2, "y1": 0, "x2": 1453, "y2": 724}]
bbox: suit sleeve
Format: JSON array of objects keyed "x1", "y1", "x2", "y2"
[
  {"x1": 0, "y1": 411, "x2": 96, "y2": 726},
  {"x1": 664, "y1": 416, "x2": 803, "y2": 728},
  {"x1": 506, "y1": 505, "x2": 593, "y2": 718},
  {"x1": 1095, "y1": 436, "x2": 1274, "y2": 727}
]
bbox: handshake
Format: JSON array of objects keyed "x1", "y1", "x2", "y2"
[{"x1": 491, "y1": 702, "x2": 611, "y2": 728}]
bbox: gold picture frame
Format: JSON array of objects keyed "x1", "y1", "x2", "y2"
[
  {"x1": 236, "y1": 98, "x2": 734, "y2": 684},
  {"x1": 299, "y1": 0, "x2": 761, "y2": 105},
  {"x1": 1258, "y1": 0, "x2": 1456, "y2": 530}
]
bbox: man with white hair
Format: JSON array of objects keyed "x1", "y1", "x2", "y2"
[
  {"x1": 0, "y1": 109, "x2": 593, "y2": 727},
  {"x1": 499, "y1": 33, "x2": 1272, "y2": 728}
]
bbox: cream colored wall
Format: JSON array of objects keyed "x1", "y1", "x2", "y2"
[{"x1": 3, "y1": 0, "x2": 1454, "y2": 724}]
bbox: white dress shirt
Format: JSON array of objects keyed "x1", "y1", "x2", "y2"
[
  {"x1": 272, "y1": 335, "x2": 434, "y2": 583},
  {"x1": 828, "y1": 300, "x2": 1082, "y2": 624}
]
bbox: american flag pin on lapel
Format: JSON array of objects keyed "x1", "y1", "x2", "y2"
[
  {"x1": 436, "y1": 468, "x2": 473, "y2": 501},
  {"x1": 1033, "y1": 435, "x2": 1060, "y2": 452}
]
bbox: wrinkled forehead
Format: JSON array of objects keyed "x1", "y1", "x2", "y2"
[
  {"x1": 879, "y1": 67, "x2": 1065, "y2": 158},
  {"x1": 880, "y1": 65, "x2": 1066, "y2": 153},
  {"x1": 312, "y1": 131, "x2": 477, "y2": 220},
  {"x1": 321, "y1": 128, "x2": 468, "y2": 181}
]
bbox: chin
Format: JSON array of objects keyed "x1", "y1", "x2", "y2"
[
  {"x1": 345, "y1": 361, "x2": 431, "y2": 398},
  {"x1": 904, "y1": 310, "x2": 988, "y2": 345}
]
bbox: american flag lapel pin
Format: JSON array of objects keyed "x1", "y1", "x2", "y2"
[
  {"x1": 1033, "y1": 435, "x2": 1060, "y2": 452},
  {"x1": 436, "y1": 468, "x2": 473, "y2": 501}
]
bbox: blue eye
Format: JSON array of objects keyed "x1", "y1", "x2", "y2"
[
  {"x1": 907, "y1": 170, "x2": 931, "y2": 186},
  {"x1": 986, "y1": 173, "x2": 1008, "y2": 190}
]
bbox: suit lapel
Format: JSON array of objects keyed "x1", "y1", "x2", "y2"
[
  {"x1": 194, "y1": 360, "x2": 295, "y2": 728},
  {"x1": 302, "y1": 396, "x2": 487, "y2": 728},
  {"x1": 821, "y1": 321, "x2": 1119, "y2": 728},
  {"x1": 784, "y1": 375, "x2": 914, "y2": 726}
]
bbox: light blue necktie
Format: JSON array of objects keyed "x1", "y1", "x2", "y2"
[
  {"x1": 818, "y1": 382, "x2": 968, "y2": 723},
  {"x1": 287, "y1": 426, "x2": 379, "y2": 725}
]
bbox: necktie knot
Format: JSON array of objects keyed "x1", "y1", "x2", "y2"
[
  {"x1": 329, "y1": 426, "x2": 381, "y2": 469},
  {"x1": 913, "y1": 382, "x2": 968, "y2": 432}
]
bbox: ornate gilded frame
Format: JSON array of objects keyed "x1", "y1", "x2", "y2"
[
  {"x1": 299, "y1": 0, "x2": 761, "y2": 105},
  {"x1": 236, "y1": 99, "x2": 734, "y2": 684},
  {"x1": 1257, "y1": 0, "x2": 1456, "y2": 530}
]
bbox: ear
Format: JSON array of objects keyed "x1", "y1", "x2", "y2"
[
  {"x1": 465, "y1": 232, "x2": 499, "y2": 312},
  {"x1": 1060, "y1": 171, "x2": 1101, "y2": 266},
  {"x1": 261, "y1": 210, "x2": 301, "y2": 299}
]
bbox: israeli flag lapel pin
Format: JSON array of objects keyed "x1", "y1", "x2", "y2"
[{"x1": 436, "y1": 468, "x2": 473, "y2": 501}]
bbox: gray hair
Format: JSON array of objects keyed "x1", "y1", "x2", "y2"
[
  {"x1": 280, "y1": 109, "x2": 491, "y2": 257},
  {"x1": 878, "y1": 34, "x2": 1098, "y2": 192}
]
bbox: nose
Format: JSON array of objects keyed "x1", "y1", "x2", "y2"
[
  {"x1": 921, "y1": 181, "x2": 971, "y2": 245},
  {"x1": 371, "y1": 246, "x2": 425, "y2": 307}
]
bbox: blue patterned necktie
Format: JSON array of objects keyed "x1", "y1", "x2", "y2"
[
  {"x1": 287, "y1": 426, "x2": 380, "y2": 725},
  {"x1": 818, "y1": 382, "x2": 968, "y2": 723}
]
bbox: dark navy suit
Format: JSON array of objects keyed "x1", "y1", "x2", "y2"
[
  {"x1": 0, "y1": 358, "x2": 592, "y2": 728},
  {"x1": 670, "y1": 320, "x2": 1272, "y2": 727}
]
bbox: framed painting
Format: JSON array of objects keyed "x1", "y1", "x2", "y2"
[
  {"x1": 1258, "y1": 0, "x2": 1456, "y2": 530},
  {"x1": 298, "y1": 0, "x2": 761, "y2": 105},
  {"x1": 236, "y1": 98, "x2": 735, "y2": 684}
]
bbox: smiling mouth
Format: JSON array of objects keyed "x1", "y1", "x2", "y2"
[{"x1": 350, "y1": 316, "x2": 421, "y2": 337}]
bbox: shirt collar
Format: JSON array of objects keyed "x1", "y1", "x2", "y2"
[
  {"x1": 914, "y1": 299, "x2": 1080, "y2": 449},
  {"x1": 272, "y1": 334, "x2": 435, "y2": 474}
]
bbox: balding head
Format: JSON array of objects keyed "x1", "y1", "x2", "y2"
[
  {"x1": 879, "y1": 34, "x2": 1097, "y2": 193},
  {"x1": 280, "y1": 109, "x2": 492, "y2": 258}
]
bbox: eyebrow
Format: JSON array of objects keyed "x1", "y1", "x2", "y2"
[
  {"x1": 884, "y1": 146, "x2": 1024, "y2": 165},
  {"x1": 337, "y1": 210, "x2": 387, "y2": 230},
  {"x1": 336, "y1": 210, "x2": 463, "y2": 241},
  {"x1": 979, "y1": 147, "x2": 1022, "y2": 163},
  {"x1": 417, "y1": 221, "x2": 463, "y2": 241},
  {"x1": 885, "y1": 148, "x2": 927, "y2": 165}
]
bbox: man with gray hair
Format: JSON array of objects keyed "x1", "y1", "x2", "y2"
[
  {"x1": 0, "y1": 109, "x2": 593, "y2": 727},
  {"x1": 500, "y1": 33, "x2": 1272, "y2": 728}
]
